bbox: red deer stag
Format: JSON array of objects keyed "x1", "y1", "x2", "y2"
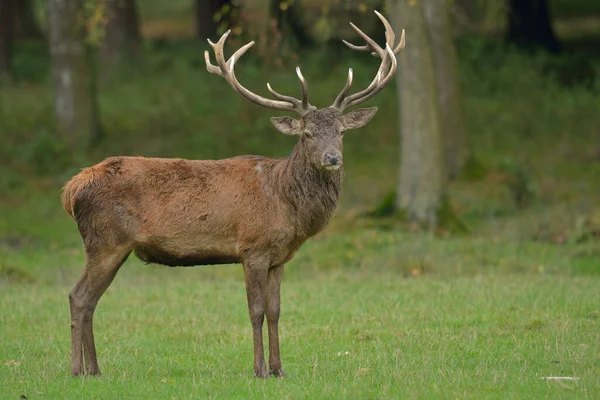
[{"x1": 62, "y1": 11, "x2": 404, "y2": 378}]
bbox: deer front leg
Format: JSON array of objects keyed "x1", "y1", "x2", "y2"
[
  {"x1": 266, "y1": 265, "x2": 285, "y2": 377},
  {"x1": 242, "y1": 257, "x2": 269, "y2": 378}
]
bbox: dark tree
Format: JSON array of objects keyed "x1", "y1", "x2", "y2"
[
  {"x1": 13, "y1": 0, "x2": 42, "y2": 39},
  {"x1": 100, "y1": 0, "x2": 142, "y2": 67},
  {"x1": 0, "y1": 0, "x2": 13, "y2": 77},
  {"x1": 390, "y1": 0, "x2": 445, "y2": 227},
  {"x1": 195, "y1": 0, "x2": 231, "y2": 40},
  {"x1": 46, "y1": 0, "x2": 100, "y2": 149},
  {"x1": 423, "y1": 0, "x2": 467, "y2": 179},
  {"x1": 507, "y1": 0, "x2": 561, "y2": 53}
]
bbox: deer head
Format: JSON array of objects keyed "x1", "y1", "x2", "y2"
[{"x1": 205, "y1": 11, "x2": 405, "y2": 171}]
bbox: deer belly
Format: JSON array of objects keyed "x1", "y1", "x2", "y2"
[{"x1": 133, "y1": 235, "x2": 239, "y2": 267}]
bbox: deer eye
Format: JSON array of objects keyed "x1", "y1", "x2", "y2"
[{"x1": 304, "y1": 130, "x2": 313, "y2": 138}]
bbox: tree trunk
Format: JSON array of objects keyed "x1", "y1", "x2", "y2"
[
  {"x1": 423, "y1": 0, "x2": 467, "y2": 179},
  {"x1": 100, "y1": 0, "x2": 141, "y2": 70},
  {"x1": 13, "y1": 0, "x2": 42, "y2": 39},
  {"x1": 0, "y1": 0, "x2": 13, "y2": 77},
  {"x1": 507, "y1": 0, "x2": 560, "y2": 53},
  {"x1": 46, "y1": 0, "x2": 99, "y2": 150},
  {"x1": 196, "y1": 0, "x2": 231, "y2": 41},
  {"x1": 390, "y1": 0, "x2": 445, "y2": 227}
]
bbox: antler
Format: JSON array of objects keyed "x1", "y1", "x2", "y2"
[
  {"x1": 204, "y1": 31, "x2": 314, "y2": 115},
  {"x1": 332, "y1": 11, "x2": 406, "y2": 111}
]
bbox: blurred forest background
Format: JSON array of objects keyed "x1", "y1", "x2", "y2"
[
  {"x1": 1, "y1": 0, "x2": 599, "y2": 241},
  {"x1": 0, "y1": 0, "x2": 599, "y2": 274},
  {"x1": 1, "y1": 1, "x2": 600, "y2": 397}
]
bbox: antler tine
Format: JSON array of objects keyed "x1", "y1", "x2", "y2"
[
  {"x1": 346, "y1": 45, "x2": 397, "y2": 108},
  {"x1": 346, "y1": 22, "x2": 386, "y2": 58},
  {"x1": 344, "y1": 69, "x2": 382, "y2": 107},
  {"x1": 204, "y1": 29, "x2": 232, "y2": 76},
  {"x1": 374, "y1": 10, "x2": 395, "y2": 52},
  {"x1": 395, "y1": 29, "x2": 406, "y2": 54},
  {"x1": 206, "y1": 30, "x2": 232, "y2": 73},
  {"x1": 332, "y1": 11, "x2": 404, "y2": 111},
  {"x1": 296, "y1": 67, "x2": 310, "y2": 111},
  {"x1": 204, "y1": 50, "x2": 221, "y2": 75},
  {"x1": 267, "y1": 83, "x2": 299, "y2": 104},
  {"x1": 204, "y1": 30, "x2": 312, "y2": 114},
  {"x1": 341, "y1": 39, "x2": 369, "y2": 52},
  {"x1": 227, "y1": 41, "x2": 255, "y2": 70},
  {"x1": 265, "y1": 67, "x2": 313, "y2": 113},
  {"x1": 332, "y1": 68, "x2": 354, "y2": 109},
  {"x1": 344, "y1": 44, "x2": 395, "y2": 106}
]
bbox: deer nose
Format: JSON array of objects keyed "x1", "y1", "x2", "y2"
[{"x1": 324, "y1": 152, "x2": 341, "y2": 165}]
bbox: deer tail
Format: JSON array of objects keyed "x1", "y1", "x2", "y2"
[{"x1": 61, "y1": 158, "x2": 122, "y2": 220}]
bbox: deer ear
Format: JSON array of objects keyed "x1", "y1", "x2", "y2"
[
  {"x1": 270, "y1": 117, "x2": 301, "y2": 136},
  {"x1": 343, "y1": 107, "x2": 378, "y2": 130}
]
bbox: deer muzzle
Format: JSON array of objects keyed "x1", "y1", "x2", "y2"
[{"x1": 322, "y1": 152, "x2": 342, "y2": 170}]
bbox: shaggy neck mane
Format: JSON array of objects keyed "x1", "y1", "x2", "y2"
[{"x1": 273, "y1": 140, "x2": 343, "y2": 238}]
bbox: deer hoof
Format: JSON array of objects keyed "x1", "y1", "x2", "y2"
[
  {"x1": 270, "y1": 369, "x2": 285, "y2": 378},
  {"x1": 255, "y1": 371, "x2": 270, "y2": 379}
]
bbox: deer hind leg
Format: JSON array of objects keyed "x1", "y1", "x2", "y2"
[
  {"x1": 266, "y1": 265, "x2": 285, "y2": 377},
  {"x1": 70, "y1": 245, "x2": 130, "y2": 376},
  {"x1": 242, "y1": 256, "x2": 269, "y2": 378}
]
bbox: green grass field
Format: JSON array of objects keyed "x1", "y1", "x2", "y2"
[
  {"x1": 2, "y1": 4, "x2": 600, "y2": 397},
  {"x1": 1, "y1": 230, "x2": 600, "y2": 399}
]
